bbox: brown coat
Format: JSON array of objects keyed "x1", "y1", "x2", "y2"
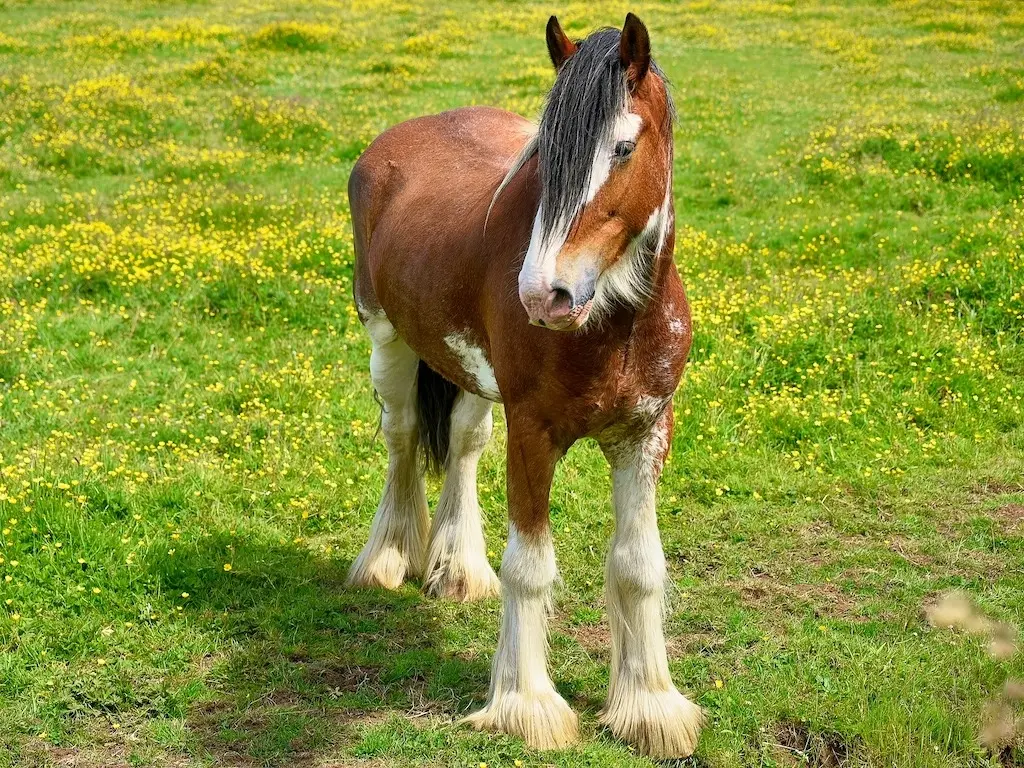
[{"x1": 350, "y1": 102, "x2": 690, "y2": 533}]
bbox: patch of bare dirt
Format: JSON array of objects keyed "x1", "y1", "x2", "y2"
[
  {"x1": 666, "y1": 631, "x2": 724, "y2": 658},
  {"x1": 301, "y1": 661, "x2": 380, "y2": 693},
  {"x1": 736, "y1": 573, "x2": 866, "y2": 622},
  {"x1": 930, "y1": 480, "x2": 1024, "y2": 535},
  {"x1": 21, "y1": 742, "x2": 192, "y2": 768},
  {"x1": 562, "y1": 619, "x2": 611, "y2": 656},
  {"x1": 970, "y1": 481, "x2": 1024, "y2": 501},
  {"x1": 770, "y1": 720, "x2": 859, "y2": 767},
  {"x1": 994, "y1": 504, "x2": 1024, "y2": 533},
  {"x1": 886, "y1": 535, "x2": 935, "y2": 567},
  {"x1": 799, "y1": 520, "x2": 839, "y2": 540}
]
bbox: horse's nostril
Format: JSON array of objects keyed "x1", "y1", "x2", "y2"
[{"x1": 550, "y1": 286, "x2": 574, "y2": 315}]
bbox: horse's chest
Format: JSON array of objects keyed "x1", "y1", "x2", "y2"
[
  {"x1": 570, "y1": 344, "x2": 682, "y2": 439},
  {"x1": 625, "y1": 309, "x2": 690, "y2": 394}
]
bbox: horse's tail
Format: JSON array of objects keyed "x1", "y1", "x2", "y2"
[{"x1": 416, "y1": 361, "x2": 458, "y2": 475}]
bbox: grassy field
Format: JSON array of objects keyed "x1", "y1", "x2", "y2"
[{"x1": 1, "y1": 0, "x2": 1024, "y2": 765}]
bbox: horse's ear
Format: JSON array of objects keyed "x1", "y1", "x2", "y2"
[
  {"x1": 546, "y1": 16, "x2": 577, "y2": 71},
  {"x1": 619, "y1": 13, "x2": 651, "y2": 89}
]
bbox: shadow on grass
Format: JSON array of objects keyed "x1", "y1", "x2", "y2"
[{"x1": 151, "y1": 538, "x2": 493, "y2": 766}]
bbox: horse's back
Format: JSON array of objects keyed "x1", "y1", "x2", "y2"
[
  {"x1": 354, "y1": 106, "x2": 532, "y2": 182},
  {"x1": 349, "y1": 106, "x2": 532, "y2": 253}
]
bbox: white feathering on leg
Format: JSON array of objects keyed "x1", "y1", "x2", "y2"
[
  {"x1": 348, "y1": 310, "x2": 429, "y2": 589},
  {"x1": 600, "y1": 416, "x2": 703, "y2": 758},
  {"x1": 464, "y1": 523, "x2": 578, "y2": 749},
  {"x1": 423, "y1": 391, "x2": 500, "y2": 601}
]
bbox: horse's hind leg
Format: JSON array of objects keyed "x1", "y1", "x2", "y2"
[
  {"x1": 423, "y1": 391, "x2": 500, "y2": 601},
  {"x1": 599, "y1": 407, "x2": 702, "y2": 758},
  {"x1": 347, "y1": 308, "x2": 429, "y2": 589}
]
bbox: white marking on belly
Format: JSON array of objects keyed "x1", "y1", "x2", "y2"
[{"x1": 444, "y1": 333, "x2": 501, "y2": 402}]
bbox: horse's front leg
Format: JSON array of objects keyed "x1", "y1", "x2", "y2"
[
  {"x1": 600, "y1": 406, "x2": 703, "y2": 759},
  {"x1": 465, "y1": 412, "x2": 578, "y2": 749}
]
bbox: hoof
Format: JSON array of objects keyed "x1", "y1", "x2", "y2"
[
  {"x1": 423, "y1": 556, "x2": 500, "y2": 602},
  {"x1": 464, "y1": 689, "x2": 578, "y2": 750},
  {"x1": 347, "y1": 544, "x2": 420, "y2": 590},
  {"x1": 600, "y1": 686, "x2": 703, "y2": 759}
]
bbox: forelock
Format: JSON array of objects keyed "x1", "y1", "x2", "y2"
[
  {"x1": 536, "y1": 27, "x2": 674, "y2": 244},
  {"x1": 537, "y1": 28, "x2": 625, "y2": 242}
]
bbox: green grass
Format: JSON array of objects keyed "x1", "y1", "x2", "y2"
[{"x1": 1, "y1": 0, "x2": 1024, "y2": 766}]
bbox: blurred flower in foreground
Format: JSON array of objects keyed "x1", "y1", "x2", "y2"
[
  {"x1": 926, "y1": 591, "x2": 1017, "y2": 660},
  {"x1": 926, "y1": 591, "x2": 1022, "y2": 752}
]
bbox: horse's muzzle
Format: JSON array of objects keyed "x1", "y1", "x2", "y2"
[{"x1": 520, "y1": 279, "x2": 594, "y2": 331}]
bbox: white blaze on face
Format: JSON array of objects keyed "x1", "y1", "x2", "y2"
[
  {"x1": 444, "y1": 333, "x2": 501, "y2": 402},
  {"x1": 518, "y1": 110, "x2": 645, "y2": 301},
  {"x1": 584, "y1": 111, "x2": 643, "y2": 203}
]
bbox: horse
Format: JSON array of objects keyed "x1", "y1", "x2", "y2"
[{"x1": 345, "y1": 13, "x2": 702, "y2": 758}]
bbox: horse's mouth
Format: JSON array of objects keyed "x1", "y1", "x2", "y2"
[{"x1": 546, "y1": 298, "x2": 593, "y2": 331}]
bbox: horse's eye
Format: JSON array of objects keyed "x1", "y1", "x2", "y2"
[{"x1": 614, "y1": 140, "x2": 635, "y2": 161}]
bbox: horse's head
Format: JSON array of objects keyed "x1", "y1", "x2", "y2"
[{"x1": 517, "y1": 14, "x2": 675, "y2": 331}]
